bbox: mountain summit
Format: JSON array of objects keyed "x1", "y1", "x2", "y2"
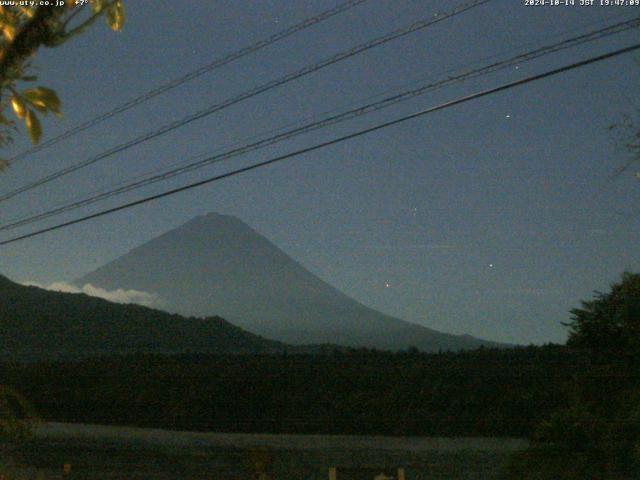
[{"x1": 77, "y1": 213, "x2": 501, "y2": 351}]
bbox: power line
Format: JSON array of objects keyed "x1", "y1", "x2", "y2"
[
  {"x1": 5, "y1": 0, "x2": 371, "y2": 165},
  {"x1": 0, "y1": 0, "x2": 493, "y2": 203},
  {"x1": 9, "y1": 12, "x2": 629, "y2": 228},
  {"x1": 1, "y1": 17, "x2": 636, "y2": 233},
  {"x1": 1, "y1": 42, "x2": 638, "y2": 247}
]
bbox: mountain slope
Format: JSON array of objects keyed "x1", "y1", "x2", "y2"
[
  {"x1": 0, "y1": 274, "x2": 285, "y2": 361},
  {"x1": 77, "y1": 213, "x2": 503, "y2": 351}
]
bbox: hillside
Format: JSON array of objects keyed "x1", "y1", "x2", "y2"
[
  {"x1": 0, "y1": 274, "x2": 285, "y2": 361},
  {"x1": 77, "y1": 212, "x2": 504, "y2": 351}
]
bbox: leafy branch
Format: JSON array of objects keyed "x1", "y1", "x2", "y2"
[{"x1": 0, "y1": 0, "x2": 125, "y2": 166}]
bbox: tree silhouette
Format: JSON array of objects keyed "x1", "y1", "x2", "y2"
[
  {"x1": 504, "y1": 272, "x2": 640, "y2": 479},
  {"x1": 564, "y1": 271, "x2": 640, "y2": 352}
]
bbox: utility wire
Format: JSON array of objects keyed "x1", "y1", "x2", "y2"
[
  {"x1": 5, "y1": 0, "x2": 371, "y2": 165},
  {"x1": 0, "y1": 0, "x2": 493, "y2": 203},
  {"x1": 1, "y1": 42, "x2": 638, "y2": 247},
  {"x1": 1, "y1": 17, "x2": 636, "y2": 232},
  {"x1": 10, "y1": 10, "x2": 629, "y2": 228}
]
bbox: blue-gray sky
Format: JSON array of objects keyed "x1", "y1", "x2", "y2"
[{"x1": 0, "y1": 0, "x2": 638, "y2": 344}]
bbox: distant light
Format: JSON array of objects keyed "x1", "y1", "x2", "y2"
[
  {"x1": 505, "y1": 114, "x2": 511, "y2": 119},
  {"x1": 385, "y1": 282, "x2": 391, "y2": 288},
  {"x1": 489, "y1": 263, "x2": 494, "y2": 268}
]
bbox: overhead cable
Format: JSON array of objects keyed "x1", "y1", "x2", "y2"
[
  {"x1": 0, "y1": 0, "x2": 493, "y2": 203},
  {"x1": 5, "y1": 0, "x2": 371, "y2": 165},
  {"x1": 1, "y1": 42, "x2": 638, "y2": 246},
  {"x1": 1, "y1": 17, "x2": 636, "y2": 232}
]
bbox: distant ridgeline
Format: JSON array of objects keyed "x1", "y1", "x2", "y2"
[
  {"x1": 0, "y1": 274, "x2": 286, "y2": 361},
  {"x1": 0, "y1": 270, "x2": 501, "y2": 361},
  {"x1": 0, "y1": 272, "x2": 584, "y2": 437},
  {"x1": 0, "y1": 347, "x2": 582, "y2": 438},
  {"x1": 1, "y1": 213, "x2": 510, "y2": 356}
]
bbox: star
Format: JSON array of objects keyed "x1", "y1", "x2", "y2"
[
  {"x1": 488, "y1": 263, "x2": 494, "y2": 268},
  {"x1": 384, "y1": 282, "x2": 391, "y2": 288},
  {"x1": 505, "y1": 114, "x2": 511, "y2": 119}
]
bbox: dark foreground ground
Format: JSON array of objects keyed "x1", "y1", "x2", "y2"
[
  {"x1": 10, "y1": 423, "x2": 528, "y2": 480},
  {"x1": 1, "y1": 347, "x2": 577, "y2": 438}
]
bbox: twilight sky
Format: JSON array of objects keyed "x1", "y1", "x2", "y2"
[{"x1": 0, "y1": 0, "x2": 638, "y2": 344}]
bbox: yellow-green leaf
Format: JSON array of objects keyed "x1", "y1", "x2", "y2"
[
  {"x1": 28, "y1": 101, "x2": 48, "y2": 114},
  {"x1": 106, "y1": 0, "x2": 125, "y2": 31},
  {"x1": 25, "y1": 110, "x2": 42, "y2": 145},
  {"x1": 10, "y1": 94, "x2": 26, "y2": 119},
  {"x1": 2, "y1": 24, "x2": 15, "y2": 41},
  {"x1": 90, "y1": 0, "x2": 107, "y2": 13},
  {"x1": 23, "y1": 87, "x2": 61, "y2": 117},
  {"x1": 17, "y1": 6, "x2": 35, "y2": 18}
]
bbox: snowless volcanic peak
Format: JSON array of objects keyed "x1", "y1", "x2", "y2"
[{"x1": 77, "y1": 213, "x2": 503, "y2": 352}]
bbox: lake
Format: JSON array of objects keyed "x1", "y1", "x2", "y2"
[{"x1": 10, "y1": 423, "x2": 528, "y2": 479}]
